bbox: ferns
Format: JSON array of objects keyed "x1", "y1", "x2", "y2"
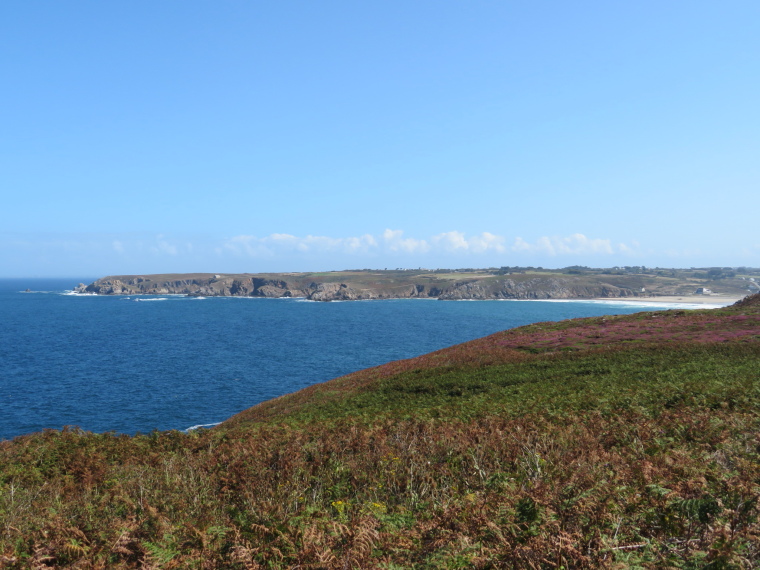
[{"x1": 2, "y1": 408, "x2": 760, "y2": 567}]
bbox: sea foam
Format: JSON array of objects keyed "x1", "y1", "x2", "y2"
[{"x1": 184, "y1": 422, "x2": 221, "y2": 432}]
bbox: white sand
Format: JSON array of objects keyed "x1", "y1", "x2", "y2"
[{"x1": 592, "y1": 295, "x2": 744, "y2": 307}]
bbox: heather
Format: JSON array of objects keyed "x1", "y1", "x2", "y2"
[{"x1": 1, "y1": 296, "x2": 759, "y2": 568}]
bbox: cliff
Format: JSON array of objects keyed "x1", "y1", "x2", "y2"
[
  {"x1": 74, "y1": 271, "x2": 638, "y2": 301},
  {"x1": 437, "y1": 276, "x2": 634, "y2": 300}
]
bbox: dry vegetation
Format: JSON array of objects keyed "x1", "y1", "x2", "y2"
[{"x1": 1, "y1": 295, "x2": 759, "y2": 568}]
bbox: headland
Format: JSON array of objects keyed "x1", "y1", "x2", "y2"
[{"x1": 74, "y1": 266, "x2": 758, "y2": 302}]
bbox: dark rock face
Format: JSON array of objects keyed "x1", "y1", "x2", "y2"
[
  {"x1": 308, "y1": 283, "x2": 360, "y2": 301},
  {"x1": 76, "y1": 276, "x2": 299, "y2": 298},
  {"x1": 437, "y1": 278, "x2": 635, "y2": 300}
]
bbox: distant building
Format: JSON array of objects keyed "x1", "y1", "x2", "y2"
[{"x1": 694, "y1": 287, "x2": 712, "y2": 295}]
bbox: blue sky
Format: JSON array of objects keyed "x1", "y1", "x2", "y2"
[{"x1": 2, "y1": 1, "x2": 759, "y2": 277}]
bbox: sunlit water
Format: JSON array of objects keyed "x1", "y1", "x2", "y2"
[{"x1": 0, "y1": 278, "x2": 723, "y2": 440}]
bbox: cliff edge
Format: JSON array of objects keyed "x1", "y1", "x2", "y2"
[{"x1": 74, "y1": 270, "x2": 639, "y2": 301}]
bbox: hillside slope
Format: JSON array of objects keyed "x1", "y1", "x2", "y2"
[
  {"x1": 1, "y1": 295, "x2": 759, "y2": 568},
  {"x1": 222, "y1": 293, "x2": 760, "y2": 429}
]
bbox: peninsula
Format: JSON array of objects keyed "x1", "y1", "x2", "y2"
[{"x1": 74, "y1": 266, "x2": 757, "y2": 302}]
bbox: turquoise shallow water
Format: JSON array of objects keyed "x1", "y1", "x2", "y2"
[{"x1": 0, "y1": 278, "x2": 689, "y2": 440}]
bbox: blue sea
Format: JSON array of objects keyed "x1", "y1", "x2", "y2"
[{"x1": 0, "y1": 278, "x2": 723, "y2": 441}]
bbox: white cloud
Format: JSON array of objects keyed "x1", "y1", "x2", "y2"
[
  {"x1": 222, "y1": 235, "x2": 274, "y2": 257},
  {"x1": 431, "y1": 231, "x2": 506, "y2": 253},
  {"x1": 151, "y1": 235, "x2": 178, "y2": 256},
  {"x1": 223, "y1": 232, "x2": 379, "y2": 257},
  {"x1": 382, "y1": 229, "x2": 429, "y2": 253},
  {"x1": 265, "y1": 233, "x2": 377, "y2": 254},
  {"x1": 344, "y1": 234, "x2": 378, "y2": 252},
  {"x1": 512, "y1": 233, "x2": 618, "y2": 256},
  {"x1": 219, "y1": 230, "x2": 634, "y2": 261},
  {"x1": 432, "y1": 231, "x2": 468, "y2": 252},
  {"x1": 618, "y1": 242, "x2": 638, "y2": 255}
]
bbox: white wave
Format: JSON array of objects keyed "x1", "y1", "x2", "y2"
[
  {"x1": 133, "y1": 298, "x2": 169, "y2": 302},
  {"x1": 183, "y1": 422, "x2": 221, "y2": 432}
]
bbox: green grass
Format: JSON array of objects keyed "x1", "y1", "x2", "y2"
[{"x1": 265, "y1": 344, "x2": 760, "y2": 428}]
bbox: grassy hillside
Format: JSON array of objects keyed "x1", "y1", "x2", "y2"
[{"x1": 1, "y1": 296, "x2": 759, "y2": 568}]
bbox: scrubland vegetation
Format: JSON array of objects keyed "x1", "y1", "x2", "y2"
[{"x1": 1, "y1": 295, "x2": 759, "y2": 568}]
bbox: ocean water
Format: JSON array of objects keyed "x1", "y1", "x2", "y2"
[{"x1": 0, "y1": 278, "x2": 722, "y2": 441}]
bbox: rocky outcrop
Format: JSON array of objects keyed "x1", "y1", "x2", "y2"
[
  {"x1": 437, "y1": 278, "x2": 635, "y2": 300},
  {"x1": 75, "y1": 275, "x2": 302, "y2": 298},
  {"x1": 308, "y1": 283, "x2": 363, "y2": 301}
]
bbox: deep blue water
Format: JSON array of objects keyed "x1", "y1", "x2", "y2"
[{"x1": 0, "y1": 278, "x2": 707, "y2": 440}]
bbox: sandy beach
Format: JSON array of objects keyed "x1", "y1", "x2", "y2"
[{"x1": 592, "y1": 295, "x2": 745, "y2": 307}]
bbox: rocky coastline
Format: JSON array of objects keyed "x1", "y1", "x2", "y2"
[{"x1": 74, "y1": 272, "x2": 638, "y2": 302}]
